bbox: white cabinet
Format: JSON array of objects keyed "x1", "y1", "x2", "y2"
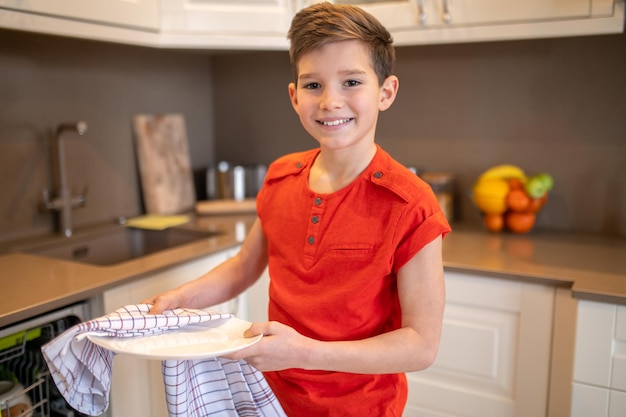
[
  {"x1": 121, "y1": 0, "x2": 302, "y2": 49},
  {"x1": 161, "y1": 0, "x2": 292, "y2": 34},
  {"x1": 0, "y1": 0, "x2": 159, "y2": 30},
  {"x1": 427, "y1": 0, "x2": 592, "y2": 26},
  {"x1": 571, "y1": 300, "x2": 626, "y2": 417},
  {"x1": 158, "y1": 0, "x2": 296, "y2": 49},
  {"x1": 102, "y1": 246, "x2": 241, "y2": 417},
  {"x1": 404, "y1": 271, "x2": 555, "y2": 417},
  {"x1": 0, "y1": 0, "x2": 159, "y2": 46},
  {"x1": 331, "y1": 0, "x2": 625, "y2": 45},
  {"x1": 0, "y1": 0, "x2": 623, "y2": 48},
  {"x1": 340, "y1": 0, "x2": 591, "y2": 29}
]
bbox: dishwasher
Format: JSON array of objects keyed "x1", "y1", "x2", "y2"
[{"x1": 0, "y1": 302, "x2": 103, "y2": 417}]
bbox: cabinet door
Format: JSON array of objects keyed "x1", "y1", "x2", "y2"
[
  {"x1": 331, "y1": 0, "x2": 423, "y2": 30},
  {"x1": 432, "y1": 0, "x2": 591, "y2": 26},
  {"x1": 404, "y1": 271, "x2": 554, "y2": 417},
  {"x1": 611, "y1": 306, "x2": 626, "y2": 392},
  {"x1": 573, "y1": 300, "x2": 615, "y2": 388},
  {"x1": 0, "y1": 0, "x2": 159, "y2": 30},
  {"x1": 571, "y1": 301, "x2": 626, "y2": 417},
  {"x1": 571, "y1": 382, "x2": 609, "y2": 417},
  {"x1": 335, "y1": 0, "x2": 591, "y2": 28},
  {"x1": 103, "y1": 247, "x2": 240, "y2": 417},
  {"x1": 161, "y1": 0, "x2": 294, "y2": 34}
]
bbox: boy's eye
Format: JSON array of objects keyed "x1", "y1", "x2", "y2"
[
  {"x1": 303, "y1": 82, "x2": 320, "y2": 90},
  {"x1": 345, "y1": 80, "x2": 361, "y2": 87}
]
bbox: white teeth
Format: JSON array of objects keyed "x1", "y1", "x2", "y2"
[{"x1": 320, "y1": 118, "x2": 351, "y2": 126}]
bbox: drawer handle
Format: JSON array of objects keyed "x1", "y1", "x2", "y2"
[
  {"x1": 442, "y1": 0, "x2": 452, "y2": 23},
  {"x1": 417, "y1": 0, "x2": 427, "y2": 24}
]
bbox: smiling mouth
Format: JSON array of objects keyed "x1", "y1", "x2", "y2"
[{"x1": 318, "y1": 118, "x2": 353, "y2": 126}]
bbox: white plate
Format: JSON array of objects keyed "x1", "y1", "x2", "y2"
[{"x1": 88, "y1": 317, "x2": 261, "y2": 360}]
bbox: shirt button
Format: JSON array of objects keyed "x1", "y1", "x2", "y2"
[
  {"x1": 307, "y1": 236, "x2": 315, "y2": 245},
  {"x1": 374, "y1": 171, "x2": 383, "y2": 179},
  {"x1": 315, "y1": 197, "x2": 322, "y2": 205},
  {"x1": 296, "y1": 162, "x2": 303, "y2": 168},
  {"x1": 312, "y1": 215, "x2": 319, "y2": 224}
]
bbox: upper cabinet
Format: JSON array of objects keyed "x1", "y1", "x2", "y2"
[
  {"x1": 0, "y1": 0, "x2": 159, "y2": 30},
  {"x1": 158, "y1": 0, "x2": 296, "y2": 49},
  {"x1": 0, "y1": 0, "x2": 623, "y2": 49},
  {"x1": 334, "y1": 0, "x2": 596, "y2": 27},
  {"x1": 331, "y1": 0, "x2": 625, "y2": 45},
  {"x1": 0, "y1": 0, "x2": 160, "y2": 46}
]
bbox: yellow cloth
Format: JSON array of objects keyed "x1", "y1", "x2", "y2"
[{"x1": 125, "y1": 215, "x2": 190, "y2": 230}]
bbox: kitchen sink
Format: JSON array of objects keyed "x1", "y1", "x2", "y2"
[{"x1": 21, "y1": 227, "x2": 222, "y2": 266}]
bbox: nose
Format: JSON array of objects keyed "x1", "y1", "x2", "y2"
[{"x1": 319, "y1": 86, "x2": 343, "y2": 110}]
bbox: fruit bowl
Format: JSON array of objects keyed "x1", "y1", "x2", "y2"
[{"x1": 471, "y1": 165, "x2": 552, "y2": 234}]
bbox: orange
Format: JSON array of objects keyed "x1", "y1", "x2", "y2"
[
  {"x1": 528, "y1": 193, "x2": 548, "y2": 213},
  {"x1": 508, "y1": 178, "x2": 525, "y2": 191},
  {"x1": 483, "y1": 213, "x2": 504, "y2": 232},
  {"x1": 505, "y1": 212, "x2": 536, "y2": 234},
  {"x1": 506, "y1": 189, "x2": 531, "y2": 212}
]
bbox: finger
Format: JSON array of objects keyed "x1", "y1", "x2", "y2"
[
  {"x1": 243, "y1": 321, "x2": 271, "y2": 338},
  {"x1": 148, "y1": 296, "x2": 170, "y2": 314},
  {"x1": 220, "y1": 352, "x2": 237, "y2": 361},
  {"x1": 226, "y1": 342, "x2": 261, "y2": 361}
]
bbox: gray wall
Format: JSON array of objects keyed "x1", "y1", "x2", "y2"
[
  {"x1": 1, "y1": 28, "x2": 624, "y2": 243},
  {"x1": 0, "y1": 30, "x2": 215, "y2": 242},
  {"x1": 213, "y1": 34, "x2": 626, "y2": 235}
]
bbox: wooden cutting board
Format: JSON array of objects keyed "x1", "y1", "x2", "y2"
[
  {"x1": 195, "y1": 198, "x2": 257, "y2": 215},
  {"x1": 132, "y1": 114, "x2": 195, "y2": 214}
]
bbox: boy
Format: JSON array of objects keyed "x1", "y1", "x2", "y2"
[{"x1": 147, "y1": 3, "x2": 451, "y2": 416}]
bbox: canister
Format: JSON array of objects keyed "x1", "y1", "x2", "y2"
[
  {"x1": 420, "y1": 172, "x2": 455, "y2": 222},
  {"x1": 206, "y1": 162, "x2": 266, "y2": 200}
]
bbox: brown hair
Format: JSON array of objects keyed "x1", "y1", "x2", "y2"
[{"x1": 287, "y1": 2, "x2": 395, "y2": 86}]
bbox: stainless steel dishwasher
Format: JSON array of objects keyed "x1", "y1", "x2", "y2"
[{"x1": 0, "y1": 302, "x2": 103, "y2": 417}]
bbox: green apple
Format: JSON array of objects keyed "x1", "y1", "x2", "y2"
[
  {"x1": 534, "y1": 172, "x2": 554, "y2": 191},
  {"x1": 525, "y1": 176, "x2": 548, "y2": 199}
]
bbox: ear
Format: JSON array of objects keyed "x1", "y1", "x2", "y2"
[
  {"x1": 288, "y1": 82, "x2": 299, "y2": 114},
  {"x1": 379, "y1": 75, "x2": 399, "y2": 112}
]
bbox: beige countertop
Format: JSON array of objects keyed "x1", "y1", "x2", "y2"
[
  {"x1": 1, "y1": 217, "x2": 625, "y2": 328},
  {"x1": 0, "y1": 214, "x2": 256, "y2": 327},
  {"x1": 442, "y1": 226, "x2": 626, "y2": 304}
]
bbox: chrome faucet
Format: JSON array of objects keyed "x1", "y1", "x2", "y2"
[{"x1": 41, "y1": 121, "x2": 88, "y2": 237}]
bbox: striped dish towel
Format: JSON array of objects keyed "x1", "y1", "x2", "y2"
[
  {"x1": 41, "y1": 304, "x2": 286, "y2": 417},
  {"x1": 163, "y1": 358, "x2": 285, "y2": 417}
]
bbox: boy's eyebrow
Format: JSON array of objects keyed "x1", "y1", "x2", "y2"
[{"x1": 298, "y1": 69, "x2": 368, "y2": 81}]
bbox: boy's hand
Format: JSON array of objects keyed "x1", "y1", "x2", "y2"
[
  {"x1": 225, "y1": 321, "x2": 315, "y2": 372},
  {"x1": 142, "y1": 289, "x2": 185, "y2": 314}
]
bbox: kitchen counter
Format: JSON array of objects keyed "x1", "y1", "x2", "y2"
[
  {"x1": 1, "y1": 217, "x2": 625, "y2": 328},
  {"x1": 0, "y1": 214, "x2": 256, "y2": 327},
  {"x1": 442, "y1": 225, "x2": 626, "y2": 304}
]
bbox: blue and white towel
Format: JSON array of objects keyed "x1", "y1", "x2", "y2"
[{"x1": 41, "y1": 304, "x2": 285, "y2": 417}]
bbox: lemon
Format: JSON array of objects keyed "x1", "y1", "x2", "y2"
[{"x1": 472, "y1": 178, "x2": 509, "y2": 214}]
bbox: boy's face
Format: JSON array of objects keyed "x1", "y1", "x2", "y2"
[{"x1": 288, "y1": 40, "x2": 398, "y2": 152}]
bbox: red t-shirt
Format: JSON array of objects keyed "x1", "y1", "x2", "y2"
[{"x1": 256, "y1": 145, "x2": 451, "y2": 417}]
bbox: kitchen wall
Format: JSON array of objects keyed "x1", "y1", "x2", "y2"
[
  {"x1": 212, "y1": 33, "x2": 626, "y2": 236},
  {"x1": 0, "y1": 28, "x2": 624, "y2": 243},
  {"x1": 0, "y1": 29, "x2": 215, "y2": 243}
]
